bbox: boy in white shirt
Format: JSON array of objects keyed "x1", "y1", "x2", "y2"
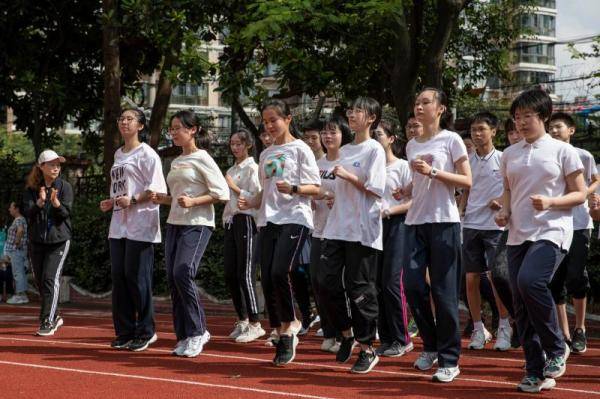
[
  {"x1": 547, "y1": 112, "x2": 599, "y2": 354},
  {"x1": 496, "y1": 89, "x2": 586, "y2": 393}
]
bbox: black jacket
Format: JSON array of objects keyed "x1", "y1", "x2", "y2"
[{"x1": 23, "y1": 177, "x2": 73, "y2": 244}]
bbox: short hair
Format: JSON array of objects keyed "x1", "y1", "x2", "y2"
[
  {"x1": 549, "y1": 112, "x2": 576, "y2": 128},
  {"x1": 349, "y1": 97, "x2": 382, "y2": 129},
  {"x1": 302, "y1": 120, "x2": 323, "y2": 134},
  {"x1": 504, "y1": 117, "x2": 516, "y2": 132},
  {"x1": 509, "y1": 88, "x2": 552, "y2": 121},
  {"x1": 323, "y1": 114, "x2": 353, "y2": 147},
  {"x1": 261, "y1": 98, "x2": 301, "y2": 138},
  {"x1": 471, "y1": 111, "x2": 499, "y2": 130}
]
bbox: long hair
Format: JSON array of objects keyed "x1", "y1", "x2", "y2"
[
  {"x1": 170, "y1": 109, "x2": 211, "y2": 151},
  {"x1": 25, "y1": 165, "x2": 44, "y2": 190},
  {"x1": 261, "y1": 98, "x2": 301, "y2": 138},
  {"x1": 417, "y1": 87, "x2": 454, "y2": 130}
]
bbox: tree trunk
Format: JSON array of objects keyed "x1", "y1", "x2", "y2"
[
  {"x1": 231, "y1": 95, "x2": 261, "y2": 150},
  {"x1": 102, "y1": 0, "x2": 121, "y2": 190},
  {"x1": 309, "y1": 95, "x2": 326, "y2": 124},
  {"x1": 148, "y1": 39, "x2": 183, "y2": 148}
]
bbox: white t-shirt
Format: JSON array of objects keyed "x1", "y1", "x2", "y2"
[
  {"x1": 223, "y1": 157, "x2": 261, "y2": 226},
  {"x1": 166, "y1": 149, "x2": 230, "y2": 227},
  {"x1": 405, "y1": 130, "x2": 468, "y2": 225},
  {"x1": 313, "y1": 156, "x2": 338, "y2": 239},
  {"x1": 572, "y1": 146, "x2": 597, "y2": 230},
  {"x1": 108, "y1": 143, "x2": 167, "y2": 243},
  {"x1": 382, "y1": 158, "x2": 412, "y2": 211},
  {"x1": 463, "y1": 149, "x2": 504, "y2": 230},
  {"x1": 256, "y1": 139, "x2": 320, "y2": 229},
  {"x1": 322, "y1": 139, "x2": 386, "y2": 250},
  {"x1": 501, "y1": 134, "x2": 583, "y2": 250}
]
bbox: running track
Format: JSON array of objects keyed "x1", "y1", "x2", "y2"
[{"x1": 1, "y1": 304, "x2": 598, "y2": 398}]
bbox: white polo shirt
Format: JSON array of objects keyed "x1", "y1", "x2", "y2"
[
  {"x1": 463, "y1": 149, "x2": 504, "y2": 231},
  {"x1": 572, "y1": 147, "x2": 597, "y2": 230},
  {"x1": 405, "y1": 130, "x2": 468, "y2": 225},
  {"x1": 382, "y1": 158, "x2": 412, "y2": 211},
  {"x1": 256, "y1": 139, "x2": 320, "y2": 229},
  {"x1": 109, "y1": 143, "x2": 167, "y2": 243},
  {"x1": 223, "y1": 157, "x2": 261, "y2": 226},
  {"x1": 313, "y1": 156, "x2": 338, "y2": 239},
  {"x1": 322, "y1": 139, "x2": 386, "y2": 250},
  {"x1": 501, "y1": 134, "x2": 584, "y2": 250}
]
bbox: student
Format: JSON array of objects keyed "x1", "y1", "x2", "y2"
[
  {"x1": 239, "y1": 99, "x2": 320, "y2": 366},
  {"x1": 23, "y1": 149, "x2": 73, "y2": 336},
  {"x1": 4, "y1": 201, "x2": 29, "y2": 304},
  {"x1": 310, "y1": 114, "x2": 353, "y2": 353},
  {"x1": 319, "y1": 97, "x2": 386, "y2": 374},
  {"x1": 504, "y1": 118, "x2": 523, "y2": 145},
  {"x1": 495, "y1": 89, "x2": 586, "y2": 393},
  {"x1": 259, "y1": 124, "x2": 273, "y2": 148},
  {"x1": 403, "y1": 88, "x2": 471, "y2": 383},
  {"x1": 303, "y1": 120, "x2": 326, "y2": 160},
  {"x1": 222, "y1": 128, "x2": 265, "y2": 343},
  {"x1": 462, "y1": 112, "x2": 513, "y2": 351},
  {"x1": 405, "y1": 113, "x2": 424, "y2": 141},
  {"x1": 548, "y1": 112, "x2": 598, "y2": 354},
  {"x1": 100, "y1": 108, "x2": 167, "y2": 352},
  {"x1": 373, "y1": 121, "x2": 413, "y2": 358}
]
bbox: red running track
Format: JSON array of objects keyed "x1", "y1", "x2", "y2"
[{"x1": 1, "y1": 304, "x2": 599, "y2": 399}]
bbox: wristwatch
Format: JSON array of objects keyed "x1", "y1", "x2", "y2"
[
  {"x1": 292, "y1": 185, "x2": 299, "y2": 194},
  {"x1": 130, "y1": 195, "x2": 138, "y2": 205},
  {"x1": 429, "y1": 167, "x2": 438, "y2": 179}
]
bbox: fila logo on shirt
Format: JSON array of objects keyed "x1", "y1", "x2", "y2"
[{"x1": 320, "y1": 170, "x2": 336, "y2": 180}]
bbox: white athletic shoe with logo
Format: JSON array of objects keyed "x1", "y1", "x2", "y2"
[
  {"x1": 229, "y1": 320, "x2": 249, "y2": 339},
  {"x1": 468, "y1": 327, "x2": 492, "y2": 350},
  {"x1": 493, "y1": 325, "x2": 513, "y2": 351},
  {"x1": 172, "y1": 338, "x2": 189, "y2": 356},
  {"x1": 432, "y1": 366, "x2": 460, "y2": 383},
  {"x1": 236, "y1": 323, "x2": 266, "y2": 343},
  {"x1": 183, "y1": 331, "x2": 210, "y2": 358}
]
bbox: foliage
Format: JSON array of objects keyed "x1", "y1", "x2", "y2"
[{"x1": 567, "y1": 36, "x2": 600, "y2": 87}]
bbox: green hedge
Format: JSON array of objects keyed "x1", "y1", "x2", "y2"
[{"x1": 65, "y1": 196, "x2": 229, "y2": 299}]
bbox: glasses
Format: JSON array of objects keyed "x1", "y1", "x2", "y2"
[
  {"x1": 117, "y1": 116, "x2": 136, "y2": 124},
  {"x1": 167, "y1": 126, "x2": 185, "y2": 135},
  {"x1": 512, "y1": 113, "x2": 539, "y2": 124},
  {"x1": 346, "y1": 108, "x2": 366, "y2": 117}
]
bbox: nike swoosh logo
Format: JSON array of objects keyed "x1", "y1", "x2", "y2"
[{"x1": 290, "y1": 235, "x2": 300, "y2": 239}]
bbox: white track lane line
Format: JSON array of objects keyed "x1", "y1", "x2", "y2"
[
  {"x1": 0, "y1": 336, "x2": 598, "y2": 396},
  {"x1": 0, "y1": 359, "x2": 334, "y2": 399}
]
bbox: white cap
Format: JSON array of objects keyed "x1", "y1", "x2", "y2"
[{"x1": 38, "y1": 149, "x2": 66, "y2": 164}]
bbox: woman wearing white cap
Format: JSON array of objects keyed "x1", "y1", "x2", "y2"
[{"x1": 22, "y1": 149, "x2": 73, "y2": 336}]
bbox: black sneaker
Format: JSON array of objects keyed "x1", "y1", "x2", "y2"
[
  {"x1": 571, "y1": 328, "x2": 587, "y2": 354},
  {"x1": 274, "y1": 334, "x2": 298, "y2": 366},
  {"x1": 129, "y1": 333, "x2": 158, "y2": 352},
  {"x1": 36, "y1": 316, "x2": 63, "y2": 336},
  {"x1": 351, "y1": 350, "x2": 379, "y2": 374},
  {"x1": 336, "y1": 336, "x2": 356, "y2": 363},
  {"x1": 299, "y1": 313, "x2": 319, "y2": 336},
  {"x1": 375, "y1": 342, "x2": 391, "y2": 356},
  {"x1": 111, "y1": 337, "x2": 133, "y2": 349}
]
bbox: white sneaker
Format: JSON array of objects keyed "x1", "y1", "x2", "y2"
[
  {"x1": 183, "y1": 331, "x2": 210, "y2": 358},
  {"x1": 172, "y1": 338, "x2": 189, "y2": 356},
  {"x1": 235, "y1": 323, "x2": 266, "y2": 343},
  {"x1": 517, "y1": 375, "x2": 556, "y2": 393},
  {"x1": 228, "y1": 320, "x2": 249, "y2": 339},
  {"x1": 6, "y1": 295, "x2": 21, "y2": 305},
  {"x1": 414, "y1": 351, "x2": 438, "y2": 371},
  {"x1": 320, "y1": 337, "x2": 337, "y2": 352},
  {"x1": 315, "y1": 328, "x2": 324, "y2": 337},
  {"x1": 432, "y1": 366, "x2": 460, "y2": 383},
  {"x1": 468, "y1": 327, "x2": 492, "y2": 350},
  {"x1": 493, "y1": 325, "x2": 513, "y2": 351}
]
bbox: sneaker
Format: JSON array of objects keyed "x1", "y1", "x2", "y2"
[
  {"x1": 36, "y1": 316, "x2": 63, "y2": 336},
  {"x1": 414, "y1": 351, "x2": 438, "y2": 371},
  {"x1": 336, "y1": 336, "x2": 356, "y2": 363},
  {"x1": 321, "y1": 337, "x2": 338, "y2": 352},
  {"x1": 351, "y1": 350, "x2": 379, "y2": 374},
  {"x1": 171, "y1": 339, "x2": 189, "y2": 356},
  {"x1": 235, "y1": 323, "x2": 266, "y2": 343},
  {"x1": 432, "y1": 366, "x2": 460, "y2": 383},
  {"x1": 543, "y1": 344, "x2": 569, "y2": 379},
  {"x1": 374, "y1": 342, "x2": 391, "y2": 356},
  {"x1": 273, "y1": 334, "x2": 298, "y2": 365},
  {"x1": 7, "y1": 294, "x2": 29, "y2": 305},
  {"x1": 299, "y1": 313, "x2": 319, "y2": 336},
  {"x1": 493, "y1": 325, "x2": 513, "y2": 351},
  {"x1": 265, "y1": 329, "x2": 280, "y2": 347},
  {"x1": 129, "y1": 333, "x2": 158, "y2": 352},
  {"x1": 571, "y1": 328, "x2": 587, "y2": 354},
  {"x1": 315, "y1": 328, "x2": 324, "y2": 337},
  {"x1": 383, "y1": 341, "x2": 414, "y2": 357},
  {"x1": 182, "y1": 331, "x2": 210, "y2": 358},
  {"x1": 517, "y1": 375, "x2": 556, "y2": 393},
  {"x1": 468, "y1": 327, "x2": 492, "y2": 350},
  {"x1": 228, "y1": 320, "x2": 249, "y2": 339},
  {"x1": 408, "y1": 318, "x2": 419, "y2": 338},
  {"x1": 111, "y1": 337, "x2": 133, "y2": 349}
]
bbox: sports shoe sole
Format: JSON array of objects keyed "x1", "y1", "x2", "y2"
[
  {"x1": 384, "y1": 342, "x2": 414, "y2": 358},
  {"x1": 350, "y1": 355, "x2": 380, "y2": 374},
  {"x1": 130, "y1": 334, "x2": 158, "y2": 352},
  {"x1": 37, "y1": 317, "x2": 64, "y2": 336},
  {"x1": 111, "y1": 340, "x2": 133, "y2": 349},
  {"x1": 432, "y1": 368, "x2": 460, "y2": 383},
  {"x1": 275, "y1": 335, "x2": 298, "y2": 366},
  {"x1": 517, "y1": 378, "x2": 556, "y2": 393}
]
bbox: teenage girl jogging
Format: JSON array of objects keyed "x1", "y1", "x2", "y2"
[
  {"x1": 222, "y1": 128, "x2": 265, "y2": 343},
  {"x1": 23, "y1": 149, "x2": 73, "y2": 336},
  {"x1": 100, "y1": 108, "x2": 167, "y2": 352},
  {"x1": 319, "y1": 97, "x2": 387, "y2": 374},
  {"x1": 496, "y1": 89, "x2": 586, "y2": 393},
  {"x1": 403, "y1": 88, "x2": 471, "y2": 383},
  {"x1": 239, "y1": 99, "x2": 320, "y2": 366},
  {"x1": 373, "y1": 121, "x2": 413, "y2": 358}
]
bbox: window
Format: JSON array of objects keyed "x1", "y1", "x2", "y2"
[
  {"x1": 521, "y1": 13, "x2": 555, "y2": 36},
  {"x1": 516, "y1": 43, "x2": 555, "y2": 65},
  {"x1": 171, "y1": 83, "x2": 209, "y2": 106},
  {"x1": 515, "y1": 71, "x2": 555, "y2": 92}
]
